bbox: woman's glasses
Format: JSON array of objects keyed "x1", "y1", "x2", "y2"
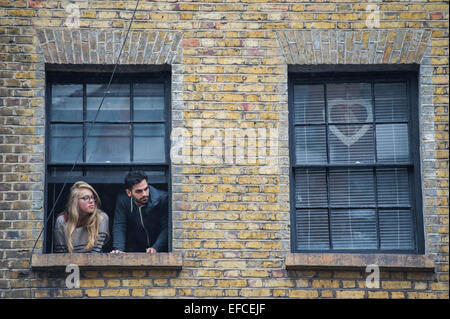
[{"x1": 78, "y1": 195, "x2": 96, "y2": 202}]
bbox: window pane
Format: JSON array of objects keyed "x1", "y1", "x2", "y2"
[
  {"x1": 133, "y1": 83, "x2": 165, "y2": 122},
  {"x1": 86, "y1": 124, "x2": 130, "y2": 163},
  {"x1": 295, "y1": 168, "x2": 327, "y2": 207},
  {"x1": 296, "y1": 209, "x2": 330, "y2": 250},
  {"x1": 379, "y1": 209, "x2": 415, "y2": 250},
  {"x1": 377, "y1": 168, "x2": 410, "y2": 207},
  {"x1": 331, "y1": 209, "x2": 378, "y2": 249},
  {"x1": 329, "y1": 168, "x2": 375, "y2": 207},
  {"x1": 51, "y1": 84, "x2": 83, "y2": 122},
  {"x1": 375, "y1": 82, "x2": 408, "y2": 122},
  {"x1": 327, "y1": 83, "x2": 372, "y2": 123},
  {"x1": 140, "y1": 166, "x2": 167, "y2": 184},
  {"x1": 295, "y1": 126, "x2": 327, "y2": 164},
  {"x1": 87, "y1": 84, "x2": 130, "y2": 121},
  {"x1": 329, "y1": 124, "x2": 374, "y2": 163},
  {"x1": 376, "y1": 124, "x2": 409, "y2": 163},
  {"x1": 293, "y1": 84, "x2": 325, "y2": 124},
  {"x1": 85, "y1": 166, "x2": 130, "y2": 177},
  {"x1": 49, "y1": 167, "x2": 83, "y2": 177},
  {"x1": 49, "y1": 124, "x2": 82, "y2": 163},
  {"x1": 133, "y1": 124, "x2": 165, "y2": 163}
]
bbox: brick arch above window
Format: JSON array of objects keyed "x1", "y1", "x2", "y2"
[
  {"x1": 34, "y1": 28, "x2": 183, "y2": 65},
  {"x1": 276, "y1": 29, "x2": 432, "y2": 65}
]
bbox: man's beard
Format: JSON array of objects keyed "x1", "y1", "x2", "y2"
[{"x1": 133, "y1": 195, "x2": 148, "y2": 206}]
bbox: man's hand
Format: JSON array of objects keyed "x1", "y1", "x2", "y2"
[
  {"x1": 111, "y1": 250, "x2": 124, "y2": 254},
  {"x1": 146, "y1": 247, "x2": 157, "y2": 254}
]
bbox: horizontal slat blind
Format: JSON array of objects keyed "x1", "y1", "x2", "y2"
[
  {"x1": 331, "y1": 209, "x2": 378, "y2": 249},
  {"x1": 327, "y1": 83, "x2": 375, "y2": 164},
  {"x1": 293, "y1": 84, "x2": 325, "y2": 124},
  {"x1": 329, "y1": 168, "x2": 375, "y2": 207},
  {"x1": 327, "y1": 83, "x2": 372, "y2": 124},
  {"x1": 375, "y1": 83, "x2": 408, "y2": 122},
  {"x1": 379, "y1": 210, "x2": 415, "y2": 249},
  {"x1": 292, "y1": 78, "x2": 416, "y2": 252},
  {"x1": 329, "y1": 124, "x2": 374, "y2": 163},
  {"x1": 377, "y1": 168, "x2": 410, "y2": 207},
  {"x1": 296, "y1": 209, "x2": 330, "y2": 250},
  {"x1": 295, "y1": 168, "x2": 327, "y2": 207},
  {"x1": 295, "y1": 126, "x2": 327, "y2": 164},
  {"x1": 376, "y1": 124, "x2": 409, "y2": 163}
]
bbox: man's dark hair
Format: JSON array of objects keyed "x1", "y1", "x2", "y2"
[{"x1": 125, "y1": 170, "x2": 148, "y2": 190}]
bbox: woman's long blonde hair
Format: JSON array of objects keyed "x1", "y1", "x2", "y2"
[{"x1": 62, "y1": 181, "x2": 106, "y2": 252}]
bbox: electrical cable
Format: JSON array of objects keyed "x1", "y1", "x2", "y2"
[{"x1": 27, "y1": 0, "x2": 141, "y2": 280}]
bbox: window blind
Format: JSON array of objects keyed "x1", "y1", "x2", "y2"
[
  {"x1": 376, "y1": 124, "x2": 409, "y2": 163},
  {"x1": 293, "y1": 84, "x2": 325, "y2": 124},
  {"x1": 295, "y1": 168, "x2": 327, "y2": 207},
  {"x1": 295, "y1": 126, "x2": 327, "y2": 164},
  {"x1": 379, "y1": 209, "x2": 415, "y2": 249},
  {"x1": 329, "y1": 168, "x2": 375, "y2": 207},
  {"x1": 374, "y1": 83, "x2": 408, "y2": 122},
  {"x1": 296, "y1": 209, "x2": 330, "y2": 250},
  {"x1": 376, "y1": 168, "x2": 410, "y2": 207},
  {"x1": 331, "y1": 209, "x2": 378, "y2": 249},
  {"x1": 329, "y1": 124, "x2": 374, "y2": 164}
]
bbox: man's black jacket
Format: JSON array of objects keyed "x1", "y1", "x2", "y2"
[{"x1": 112, "y1": 186, "x2": 168, "y2": 252}]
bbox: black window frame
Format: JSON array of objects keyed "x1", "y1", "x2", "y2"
[
  {"x1": 43, "y1": 69, "x2": 172, "y2": 253},
  {"x1": 288, "y1": 70, "x2": 424, "y2": 254}
]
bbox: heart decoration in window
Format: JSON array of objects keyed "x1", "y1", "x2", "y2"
[{"x1": 328, "y1": 98, "x2": 373, "y2": 147}]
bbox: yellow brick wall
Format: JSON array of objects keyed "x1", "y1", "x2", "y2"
[{"x1": 0, "y1": 0, "x2": 448, "y2": 299}]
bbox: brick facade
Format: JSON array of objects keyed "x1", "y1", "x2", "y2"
[{"x1": 0, "y1": 0, "x2": 448, "y2": 299}]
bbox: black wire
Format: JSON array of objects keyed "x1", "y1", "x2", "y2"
[{"x1": 28, "y1": 0, "x2": 141, "y2": 273}]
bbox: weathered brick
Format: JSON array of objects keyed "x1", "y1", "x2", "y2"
[
  {"x1": 147, "y1": 288, "x2": 176, "y2": 297},
  {"x1": 336, "y1": 290, "x2": 366, "y2": 299},
  {"x1": 8, "y1": 9, "x2": 34, "y2": 17},
  {"x1": 84, "y1": 289, "x2": 99, "y2": 297},
  {"x1": 100, "y1": 289, "x2": 130, "y2": 297},
  {"x1": 289, "y1": 289, "x2": 319, "y2": 298},
  {"x1": 193, "y1": 289, "x2": 223, "y2": 297}
]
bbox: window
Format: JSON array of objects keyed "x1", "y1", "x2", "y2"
[
  {"x1": 44, "y1": 70, "x2": 171, "y2": 253},
  {"x1": 289, "y1": 71, "x2": 423, "y2": 253}
]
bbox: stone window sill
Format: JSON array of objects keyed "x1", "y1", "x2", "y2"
[
  {"x1": 31, "y1": 252, "x2": 182, "y2": 271},
  {"x1": 285, "y1": 253, "x2": 435, "y2": 272}
]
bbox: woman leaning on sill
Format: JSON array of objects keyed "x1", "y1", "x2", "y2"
[{"x1": 54, "y1": 181, "x2": 109, "y2": 253}]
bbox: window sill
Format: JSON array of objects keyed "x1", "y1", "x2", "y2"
[
  {"x1": 31, "y1": 252, "x2": 183, "y2": 271},
  {"x1": 285, "y1": 253, "x2": 435, "y2": 272}
]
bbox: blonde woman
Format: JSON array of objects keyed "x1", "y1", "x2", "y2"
[{"x1": 54, "y1": 181, "x2": 109, "y2": 253}]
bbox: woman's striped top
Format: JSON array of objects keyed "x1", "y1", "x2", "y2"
[{"x1": 53, "y1": 212, "x2": 109, "y2": 253}]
